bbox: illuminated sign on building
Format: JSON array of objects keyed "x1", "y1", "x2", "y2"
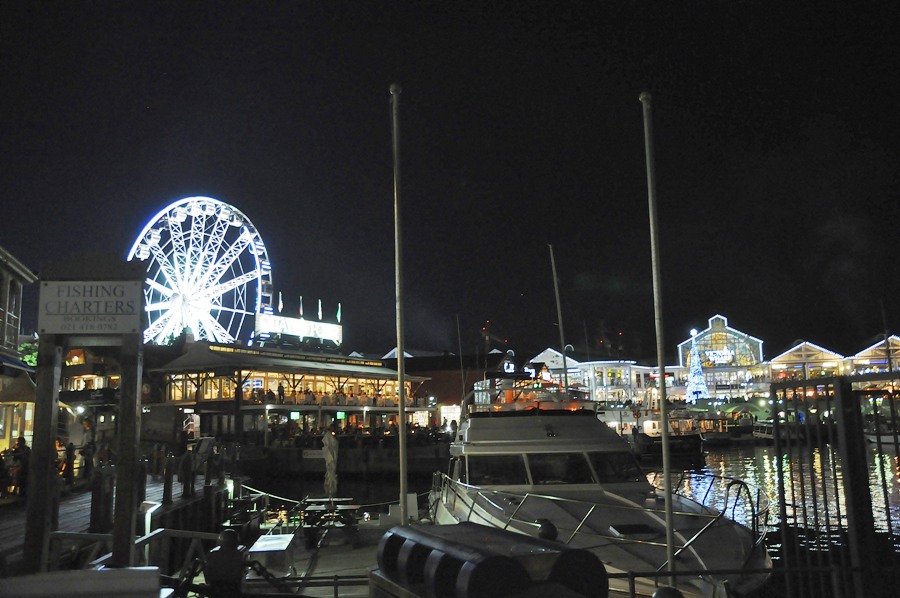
[
  {"x1": 705, "y1": 348, "x2": 735, "y2": 365},
  {"x1": 255, "y1": 312, "x2": 343, "y2": 344}
]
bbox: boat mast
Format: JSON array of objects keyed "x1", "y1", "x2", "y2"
[
  {"x1": 640, "y1": 92, "x2": 677, "y2": 584},
  {"x1": 390, "y1": 83, "x2": 409, "y2": 524},
  {"x1": 549, "y1": 244, "x2": 569, "y2": 393}
]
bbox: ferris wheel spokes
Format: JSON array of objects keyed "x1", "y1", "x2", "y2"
[
  {"x1": 166, "y1": 217, "x2": 189, "y2": 288},
  {"x1": 197, "y1": 311, "x2": 234, "y2": 344},
  {"x1": 142, "y1": 308, "x2": 177, "y2": 344},
  {"x1": 196, "y1": 213, "x2": 231, "y2": 287},
  {"x1": 195, "y1": 268, "x2": 262, "y2": 305},
  {"x1": 194, "y1": 228, "x2": 255, "y2": 293},
  {"x1": 145, "y1": 277, "x2": 174, "y2": 299},
  {"x1": 146, "y1": 241, "x2": 182, "y2": 293}
]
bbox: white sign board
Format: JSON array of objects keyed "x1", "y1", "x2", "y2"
[
  {"x1": 256, "y1": 312, "x2": 343, "y2": 344},
  {"x1": 39, "y1": 280, "x2": 143, "y2": 334}
]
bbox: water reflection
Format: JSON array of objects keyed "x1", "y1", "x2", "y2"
[{"x1": 647, "y1": 444, "x2": 900, "y2": 536}]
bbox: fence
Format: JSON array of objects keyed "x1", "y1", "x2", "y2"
[{"x1": 769, "y1": 372, "x2": 900, "y2": 597}]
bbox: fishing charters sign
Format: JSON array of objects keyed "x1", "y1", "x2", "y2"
[{"x1": 38, "y1": 280, "x2": 143, "y2": 334}]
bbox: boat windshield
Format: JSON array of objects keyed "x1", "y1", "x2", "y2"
[
  {"x1": 587, "y1": 451, "x2": 645, "y2": 483},
  {"x1": 528, "y1": 453, "x2": 594, "y2": 485},
  {"x1": 465, "y1": 451, "x2": 644, "y2": 486},
  {"x1": 467, "y1": 455, "x2": 529, "y2": 485}
]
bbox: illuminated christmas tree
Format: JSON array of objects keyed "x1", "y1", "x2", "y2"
[{"x1": 685, "y1": 329, "x2": 711, "y2": 403}]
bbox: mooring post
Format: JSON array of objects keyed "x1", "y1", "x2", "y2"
[{"x1": 163, "y1": 453, "x2": 176, "y2": 506}]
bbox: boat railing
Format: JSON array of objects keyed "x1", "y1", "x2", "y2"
[
  {"x1": 432, "y1": 472, "x2": 723, "y2": 555},
  {"x1": 649, "y1": 470, "x2": 771, "y2": 552}
]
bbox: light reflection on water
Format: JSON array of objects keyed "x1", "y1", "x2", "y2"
[
  {"x1": 646, "y1": 444, "x2": 900, "y2": 535},
  {"x1": 251, "y1": 444, "x2": 900, "y2": 541}
]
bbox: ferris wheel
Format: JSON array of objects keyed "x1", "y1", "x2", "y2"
[{"x1": 127, "y1": 196, "x2": 273, "y2": 344}]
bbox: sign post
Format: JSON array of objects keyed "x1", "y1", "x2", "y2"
[{"x1": 23, "y1": 258, "x2": 145, "y2": 572}]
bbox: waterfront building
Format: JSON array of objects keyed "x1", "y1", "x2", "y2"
[
  {"x1": 141, "y1": 339, "x2": 433, "y2": 448},
  {"x1": 671, "y1": 315, "x2": 767, "y2": 403},
  {"x1": 536, "y1": 315, "x2": 897, "y2": 416},
  {"x1": 530, "y1": 347, "x2": 654, "y2": 405},
  {"x1": 768, "y1": 341, "x2": 846, "y2": 381},
  {"x1": 849, "y1": 334, "x2": 900, "y2": 375},
  {"x1": 0, "y1": 246, "x2": 38, "y2": 451}
]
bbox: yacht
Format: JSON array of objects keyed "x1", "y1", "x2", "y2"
[
  {"x1": 429, "y1": 391, "x2": 771, "y2": 598},
  {"x1": 597, "y1": 396, "x2": 704, "y2": 461}
]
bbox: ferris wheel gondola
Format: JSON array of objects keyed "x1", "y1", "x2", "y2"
[{"x1": 127, "y1": 196, "x2": 273, "y2": 344}]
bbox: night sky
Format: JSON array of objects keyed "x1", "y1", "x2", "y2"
[{"x1": 3, "y1": 2, "x2": 898, "y2": 362}]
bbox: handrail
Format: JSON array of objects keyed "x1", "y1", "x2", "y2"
[
  {"x1": 433, "y1": 473, "x2": 706, "y2": 553},
  {"x1": 652, "y1": 470, "x2": 772, "y2": 576},
  {"x1": 652, "y1": 470, "x2": 770, "y2": 543}
]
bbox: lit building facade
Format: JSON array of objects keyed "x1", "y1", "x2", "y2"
[
  {"x1": 539, "y1": 314, "x2": 897, "y2": 409},
  {"x1": 0, "y1": 246, "x2": 38, "y2": 451},
  {"x1": 672, "y1": 315, "x2": 767, "y2": 402}
]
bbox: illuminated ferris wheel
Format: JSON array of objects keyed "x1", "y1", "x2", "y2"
[{"x1": 127, "y1": 196, "x2": 273, "y2": 344}]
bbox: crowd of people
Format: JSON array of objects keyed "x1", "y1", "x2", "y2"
[
  {"x1": 1, "y1": 418, "x2": 102, "y2": 500},
  {"x1": 248, "y1": 386, "x2": 426, "y2": 408},
  {"x1": 259, "y1": 418, "x2": 455, "y2": 450}
]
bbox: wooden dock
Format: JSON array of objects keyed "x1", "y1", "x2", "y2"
[{"x1": 0, "y1": 474, "x2": 212, "y2": 577}]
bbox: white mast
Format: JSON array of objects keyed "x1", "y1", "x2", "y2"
[
  {"x1": 640, "y1": 91, "x2": 677, "y2": 585},
  {"x1": 390, "y1": 83, "x2": 409, "y2": 523},
  {"x1": 549, "y1": 244, "x2": 569, "y2": 393}
]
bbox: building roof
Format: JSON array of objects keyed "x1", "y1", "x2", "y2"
[
  {"x1": 0, "y1": 245, "x2": 38, "y2": 284},
  {"x1": 152, "y1": 341, "x2": 426, "y2": 381}
]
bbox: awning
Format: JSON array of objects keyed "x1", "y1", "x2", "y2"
[
  {"x1": 0, "y1": 373, "x2": 37, "y2": 404},
  {"x1": 0, "y1": 352, "x2": 34, "y2": 375}
]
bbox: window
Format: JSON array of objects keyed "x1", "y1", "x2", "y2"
[
  {"x1": 588, "y1": 451, "x2": 644, "y2": 483},
  {"x1": 527, "y1": 453, "x2": 595, "y2": 485},
  {"x1": 467, "y1": 455, "x2": 528, "y2": 486}
]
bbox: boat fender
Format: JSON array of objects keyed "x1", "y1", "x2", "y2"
[{"x1": 537, "y1": 519, "x2": 558, "y2": 540}]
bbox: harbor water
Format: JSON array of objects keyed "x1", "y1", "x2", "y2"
[
  {"x1": 650, "y1": 443, "x2": 900, "y2": 537},
  {"x1": 250, "y1": 442, "x2": 900, "y2": 541}
]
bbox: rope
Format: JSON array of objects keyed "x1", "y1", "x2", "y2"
[{"x1": 241, "y1": 484, "x2": 303, "y2": 505}]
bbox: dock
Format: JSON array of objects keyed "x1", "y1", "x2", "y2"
[{"x1": 0, "y1": 473, "x2": 213, "y2": 577}]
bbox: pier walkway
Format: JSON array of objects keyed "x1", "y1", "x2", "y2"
[{"x1": 0, "y1": 474, "x2": 210, "y2": 576}]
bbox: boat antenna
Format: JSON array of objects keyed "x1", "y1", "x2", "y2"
[
  {"x1": 456, "y1": 314, "x2": 466, "y2": 404},
  {"x1": 548, "y1": 243, "x2": 569, "y2": 393},
  {"x1": 390, "y1": 82, "x2": 409, "y2": 524},
  {"x1": 881, "y1": 298, "x2": 894, "y2": 373},
  {"x1": 640, "y1": 91, "x2": 677, "y2": 585}
]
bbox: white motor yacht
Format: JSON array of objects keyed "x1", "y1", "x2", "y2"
[{"x1": 429, "y1": 392, "x2": 771, "y2": 598}]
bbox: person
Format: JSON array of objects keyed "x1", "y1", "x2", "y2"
[
  {"x1": 204, "y1": 529, "x2": 245, "y2": 598},
  {"x1": 277, "y1": 383, "x2": 285, "y2": 404},
  {"x1": 10, "y1": 437, "x2": 31, "y2": 496},
  {"x1": 54, "y1": 437, "x2": 66, "y2": 476},
  {"x1": 80, "y1": 419, "x2": 96, "y2": 480}
]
